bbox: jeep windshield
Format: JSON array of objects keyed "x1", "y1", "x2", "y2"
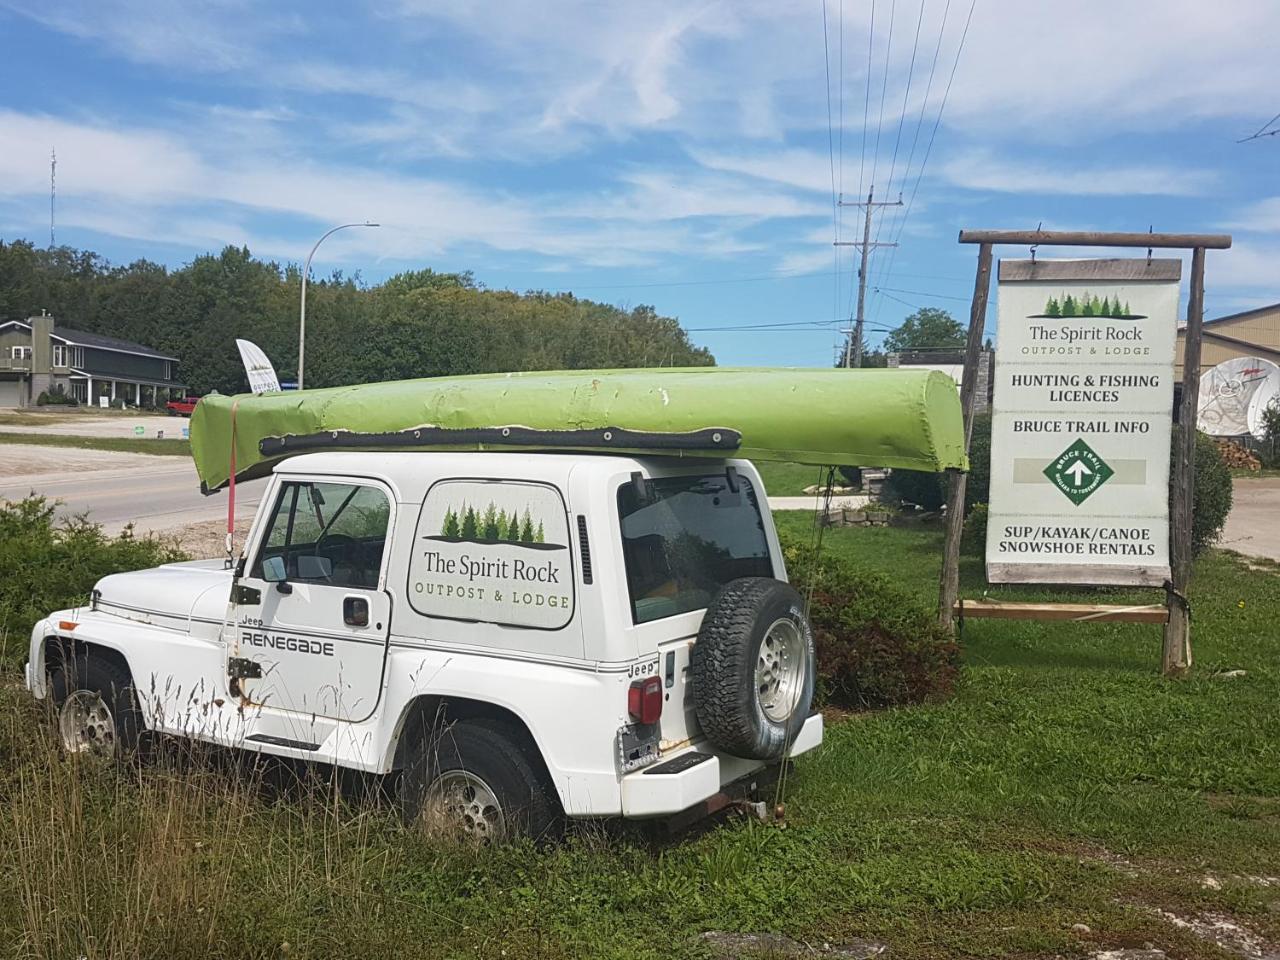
[{"x1": 617, "y1": 472, "x2": 773, "y2": 624}]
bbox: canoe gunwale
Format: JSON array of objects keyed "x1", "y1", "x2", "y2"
[{"x1": 259, "y1": 424, "x2": 743, "y2": 458}]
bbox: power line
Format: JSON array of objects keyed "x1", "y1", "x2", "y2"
[
  {"x1": 1238, "y1": 110, "x2": 1280, "y2": 143},
  {"x1": 870, "y1": 0, "x2": 953, "y2": 302},
  {"x1": 822, "y1": 0, "x2": 841, "y2": 320},
  {"x1": 859, "y1": 0, "x2": 876, "y2": 202},
  {"x1": 875, "y1": 285, "x2": 968, "y2": 301},
  {"x1": 868, "y1": 0, "x2": 896, "y2": 196},
  {"x1": 873, "y1": 0, "x2": 977, "y2": 325}
]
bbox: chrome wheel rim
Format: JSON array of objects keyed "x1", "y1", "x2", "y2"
[
  {"x1": 59, "y1": 690, "x2": 116, "y2": 757},
  {"x1": 422, "y1": 771, "x2": 506, "y2": 842},
  {"x1": 756, "y1": 618, "x2": 806, "y2": 723}
]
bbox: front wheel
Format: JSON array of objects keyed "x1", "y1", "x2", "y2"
[
  {"x1": 398, "y1": 719, "x2": 561, "y2": 843},
  {"x1": 48, "y1": 650, "x2": 146, "y2": 761}
]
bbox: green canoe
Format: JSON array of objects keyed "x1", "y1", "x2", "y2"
[{"x1": 190, "y1": 367, "x2": 966, "y2": 492}]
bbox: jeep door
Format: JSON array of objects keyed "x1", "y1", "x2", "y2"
[{"x1": 229, "y1": 477, "x2": 394, "y2": 721}]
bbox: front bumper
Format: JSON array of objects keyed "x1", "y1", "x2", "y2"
[{"x1": 620, "y1": 711, "x2": 823, "y2": 818}]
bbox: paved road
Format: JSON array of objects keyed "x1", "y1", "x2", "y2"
[
  {"x1": 1219, "y1": 475, "x2": 1280, "y2": 562},
  {"x1": 0, "y1": 444, "x2": 264, "y2": 535}
]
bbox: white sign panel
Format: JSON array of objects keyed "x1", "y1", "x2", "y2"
[
  {"x1": 408, "y1": 480, "x2": 573, "y2": 629},
  {"x1": 235, "y1": 338, "x2": 281, "y2": 395},
  {"x1": 986, "y1": 259, "x2": 1180, "y2": 586}
]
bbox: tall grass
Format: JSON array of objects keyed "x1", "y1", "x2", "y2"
[{"x1": 0, "y1": 689, "x2": 433, "y2": 960}]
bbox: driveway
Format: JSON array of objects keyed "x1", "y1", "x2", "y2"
[
  {"x1": 1220, "y1": 475, "x2": 1280, "y2": 562},
  {"x1": 0, "y1": 411, "x2": 183, "y2": 438}
]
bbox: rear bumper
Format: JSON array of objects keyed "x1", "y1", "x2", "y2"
[{"x1": 620, "y1": 711, "x2": 823, "y2": 818}]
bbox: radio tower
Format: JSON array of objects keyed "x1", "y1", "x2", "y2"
[{"x1": 49, "y1": 147, "x2": 56, "y2": 249}]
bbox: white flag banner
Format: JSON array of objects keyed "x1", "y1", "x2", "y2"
[{"x1": 235, "y1": 339, "x2": 282, "y2": 395}]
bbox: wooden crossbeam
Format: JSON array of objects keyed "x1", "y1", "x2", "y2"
[{"x1": 954, "y1": 600, "x2": 1169, "y2": 624}]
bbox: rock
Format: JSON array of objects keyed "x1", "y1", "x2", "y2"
[
  {"x1": 1203, "y1": 875, "x2": 1224, "y2": 890},
  {"x1": 1072, "y1": 923, "x2": 1094, "y2": 934},
  {"x1": 1091, "y1": 951, "x2": 1166, "y2": 960}
]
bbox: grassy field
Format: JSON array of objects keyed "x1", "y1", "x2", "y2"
[
  {"x1": 0, "y1": 431, "x2": 191, "y2": 456},
  {"x1": 1, "y1": 519, "x2": 1277, "y2": 959},
  {"x1": 752, "y1": 461, "x2": 849, "y2": 496}
]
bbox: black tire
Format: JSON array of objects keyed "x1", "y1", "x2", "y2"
[
  {"x1": 48, "y1": 648, "x2": 146, "y2": 761},
  {"x1": 398, "y1": 718, "x2": 562, "y2": 843},
  {"x1": 691, "y1": 577, "x2": 816, "y2": 761}
]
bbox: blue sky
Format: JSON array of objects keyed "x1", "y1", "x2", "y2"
[{"x1": 1, "y1": 0, "x2": 1278, "y2": 366}]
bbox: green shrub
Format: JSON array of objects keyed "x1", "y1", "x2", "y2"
[
  {"x1": 883, "y1": 413, "x2": 991, "y2": 513},
  {"x1": 784, "y1": 540, "x2": 960, "y2": 708},
  {"x1": 1183, "y1": 428, "x2": 1232, "y2": 556},
  {"x1": 0, "y1": 496, "x2": 187, "y2": 666},
  {"x1": 36, "y1": 384, "x2": 77, "y2": 406},
  {"x1": 882, "y1": 467, "x2": 946, "y2": 511},
  {"x1": 960, "y1": 503, "x2": 988, "y2": 557},
  {"x1": 1260, "y1": 404, "x2": 1280, "y2": 469}
]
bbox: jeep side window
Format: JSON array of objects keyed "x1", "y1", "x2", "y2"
[
  {"x1": 617, "y1": 473, "x2": 773, "y2": 624},
  {"x1": 252, "y1": 481, "x2": 391, "y2": 589}
]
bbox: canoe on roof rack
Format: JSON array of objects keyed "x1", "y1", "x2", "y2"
[{"x1": 189, "y1": 366, "x2": 967, "y2": 492}]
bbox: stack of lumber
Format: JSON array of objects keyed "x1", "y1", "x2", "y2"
[{"x1": 1213, "y1": 439, "x2": 1261, "y2": 471}]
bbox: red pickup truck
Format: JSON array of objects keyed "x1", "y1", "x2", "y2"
[{"x1": 164, "y1": 396, "x2": 201, "y2": 417}]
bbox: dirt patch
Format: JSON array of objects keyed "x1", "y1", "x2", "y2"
[
  {"x1": 167, "y1": 518, "x2": 254, "y2": 559},
  {"x1": 700, "y1": 931, "x2": 887, "y2": 959}
]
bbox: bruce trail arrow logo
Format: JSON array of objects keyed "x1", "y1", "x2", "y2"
[{"x1": 1044, "y1": 438, "x2": 1114, "y2": 505}]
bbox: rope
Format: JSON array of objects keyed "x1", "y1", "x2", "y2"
[{"x1": 225, "y1": 397, "x2": 240, "y2": 564}]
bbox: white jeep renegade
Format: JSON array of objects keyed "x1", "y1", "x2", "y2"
[{"x1": 26, "y1": 451, "x2": 822, "y2": 839}]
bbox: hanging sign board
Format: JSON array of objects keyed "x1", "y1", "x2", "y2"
[{"x1": 985, "y1": 258, "x2": 1181, "y2": 586}]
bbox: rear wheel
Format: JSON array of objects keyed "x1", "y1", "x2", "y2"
[
  {"x1": 399, "y1": 719, "x2": 561, "y2": 843},
  {"x1": 48, "y1": 650, "x2": 146, "y2": 761},
  {"x1": 691, "y1": 578, "x2": 816, "y2": 761}
]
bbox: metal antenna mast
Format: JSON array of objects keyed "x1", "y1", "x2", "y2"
[
  {"x1": 50, "y1": 147, "x2": 56, "y2": 249},
  {"x1": 835, "y1": 188, "x2": 901, "y2": 366}
]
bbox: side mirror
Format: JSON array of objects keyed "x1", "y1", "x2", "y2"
[
  {"x1": 297, "y1": 555, "x2": 333, "y2": 580},
  {"x1": 261, "y1": 555, "x2": 287, "y2": 582}
]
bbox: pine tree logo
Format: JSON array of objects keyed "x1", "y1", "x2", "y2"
[
  {"x1": 1037, "y1": 293, "x2": 1142, "y2": 320},
  {"x1": 427, "y1": 500, "x2": 560, "y2": 549}
]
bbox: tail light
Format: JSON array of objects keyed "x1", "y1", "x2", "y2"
[{"x1": 627, "y1": 676, "x2": 663, "y2": 725}]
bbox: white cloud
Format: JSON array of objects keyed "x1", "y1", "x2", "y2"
[
  {"x1": 938, "y1": 150, "x2": 1217, "y2": 197},
  {"x1": 0, "y1": 109, "x2": 809, "y2": 269},
  {"x1": 1223, "y1": 198, "x2": 1280, "y2": 233}
]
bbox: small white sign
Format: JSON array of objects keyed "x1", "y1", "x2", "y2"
[
  {"x1": 986, "y1": 261, "x2": 1180, "y2": 586},
  {"x1": 408, "y1": 480, "x2": 573, "y2": 629}
]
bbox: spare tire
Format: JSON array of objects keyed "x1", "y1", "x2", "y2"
[{"x1": 691, "y1": 577, "x2": 816, "y2": 761}]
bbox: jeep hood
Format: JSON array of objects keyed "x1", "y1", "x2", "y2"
[{"x1": 94, "y1": 559, "x2": 232, "y2": 640}]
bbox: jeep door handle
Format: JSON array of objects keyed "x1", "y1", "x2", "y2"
[{"x1": 343, "y1": 596, "x2": 369, "y2": 627}]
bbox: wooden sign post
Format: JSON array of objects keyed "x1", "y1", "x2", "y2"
[{"x1": 939, "y1": 230, "x2": 1232, "y2": 676}]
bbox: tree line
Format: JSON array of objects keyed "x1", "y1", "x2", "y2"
[{"x1": 0, "y1": 240, "x2": 714, "y2": 395}]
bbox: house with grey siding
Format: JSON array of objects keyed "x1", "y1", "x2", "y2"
[{"x1": 0, "y1": 314, "x2": 186, "y2": 408}]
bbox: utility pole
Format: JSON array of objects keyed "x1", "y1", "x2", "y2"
[{"x1": 835, "y1": 189, "x2": 901, "y2": 367}]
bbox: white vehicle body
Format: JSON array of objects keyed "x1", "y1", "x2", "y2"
[{"x1": 26, "y1": 451, "x2": 821, "y2": 822}]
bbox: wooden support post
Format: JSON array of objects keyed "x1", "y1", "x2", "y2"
[
  {"x1": 1163, "y1": 246, "x2": 1206, "y2": 675},
  {"x1": 938, "y1": 242, "x2": 993, "y2": 632}
]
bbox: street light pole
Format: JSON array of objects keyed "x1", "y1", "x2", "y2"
[{"x1": 298, "y1": 221, "x2": 379, "y2": 390}]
